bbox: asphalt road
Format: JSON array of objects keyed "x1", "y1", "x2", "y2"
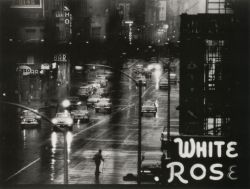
[{"x1": 0, "y1": 58, "x2": 180, "y2": 184}]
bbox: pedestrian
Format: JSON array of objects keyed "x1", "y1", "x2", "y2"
[{"x1": 93, "y1": 149, "x2": 104, "y2": 176}]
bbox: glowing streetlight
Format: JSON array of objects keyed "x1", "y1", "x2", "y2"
[{"x1": 62, "y1": 99, "x2": 70, "y2": 108}]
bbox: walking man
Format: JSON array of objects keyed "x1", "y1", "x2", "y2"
[{"x1": 93, "y1": 149, "x2": 104, "y2": 176}]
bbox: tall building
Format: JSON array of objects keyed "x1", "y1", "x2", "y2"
[{"x1": 1, "y1": 0, "x2": 72, "y2": 103}]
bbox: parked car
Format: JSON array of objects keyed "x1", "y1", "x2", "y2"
[
  {"x1": 141, "y1": 100, "x2": 157, "y2": 117},
  {"x1": 51, "y1": 111, "x2": 74, "y2": 131},
  {"x1": 70, "y1": 105, "x2": 90, "y2": 122},
  {"x1": 94, "y1": 98, "x2": 112, "y2": 113},
  {"x1": 20, "y1": 109, "x2": 41, "y2": 128},
  {"x1": 141, "y1": 151, "x2": 163, "y2": 183}
]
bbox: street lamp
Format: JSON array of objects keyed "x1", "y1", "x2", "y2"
[{"x1": 85, "y1": 64, "x2": 143, "y2": 184}]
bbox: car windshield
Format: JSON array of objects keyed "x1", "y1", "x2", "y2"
[
  {"x1": 23, "y1": 111, "x2": 36, "y2": 116},
  {"x1": 56, "y1": 113, "x2": 70, "y2": 118},
  {"x1": 143, "y1": 101, "x2": 154, "y2": 106}
]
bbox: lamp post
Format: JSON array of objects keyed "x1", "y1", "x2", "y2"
[
  {"x1": 167, "y1": 62, "x2": 171, "y2": 141},
  {"x1": 137, "y1": 80, "x2": 142, "y2": 185},
  {"x1": 85, "y1": 63, "x2": 143, "y2": 184}
]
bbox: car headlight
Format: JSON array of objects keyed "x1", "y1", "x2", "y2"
[
  {"x1": 154, "y1": 176, "x2": 160, "y2": 182},
  {"x1": 52, "y1": 118, "x2": 58, "y2": 124},
  {"x1": 66, "y1": 118, "x2": 73, "y2": 125},
  {"x1": 77, "y1": 101, "x2": 82, "y2": 105}
]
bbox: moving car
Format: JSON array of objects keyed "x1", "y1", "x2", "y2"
[
  {"x1": 88, "y1": 80, "x2": 101, "y2": 89},
  {"x1": 94, "y1": 98, "x2": 112, "y2": 113},
  {"x1": 169, "y1": 73, "x2": 177, "y2": 85},
  {"x1": 20, "y1": 109, "x2": 41, "y2": 128},
  {"x1": 95, "y1": 87, "x2": 109, "y2": 97},
  {"x1": 66, "y1": 96, "x2": 82, "y2": 110},
  {"x1": 77, "y1": 85, "x2": 94, "y2": 98},
  {"x1": 136, "y1": 75, "x2": 147, "y2": 86},
  {"x1": 70, "y1": 105, "x2": 90, "y2": 122},
  {"x1": 51, "y1": 111, "x2": 74, "y2": 131},
  {"x1": 159, "y1": 78, "x2": 169, "y2": 89},
  {"x1": 87, "y1": 94, "x2": 102, "y2": 107},
  {"x1": 141, "y1": 100, "x2": 157, "y2": 117}
]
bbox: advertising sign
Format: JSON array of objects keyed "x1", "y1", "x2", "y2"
[
  {"x1": 163, "y1": 136, "x2": 239, "y2": 185},
  {"x1": 17, "y1": 65, "x2": 39, "y2": 75},
  {"x1": 11, "y1": 0, "x2": 42, "y2": 8}
]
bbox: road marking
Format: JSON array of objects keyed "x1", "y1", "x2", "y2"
[{"x1": 5, "y1": 158, "x2": 40, "y2": 182}]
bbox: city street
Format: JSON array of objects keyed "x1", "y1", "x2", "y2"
[{"x1": 0, "y1": 58, "x2": 179, "y2": 184}]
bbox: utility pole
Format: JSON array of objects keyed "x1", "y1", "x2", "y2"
[{"x1": 137, "y1": 80, "x2": 142, "y2": 185}]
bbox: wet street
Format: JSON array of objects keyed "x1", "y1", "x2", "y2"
[{"x1": 0, "y1": 58, "x2": 179, "y2": 184}]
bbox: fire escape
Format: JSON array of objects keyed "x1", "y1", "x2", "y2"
[{"x1": 203, "y1": 0, "x2": 233, "y2": 136}]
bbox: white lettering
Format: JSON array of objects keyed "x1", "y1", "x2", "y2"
[
  {"x1": 226, "y1": 142, "x2": 238, "y2": 158},
  {"x1": 214, "y1": 141, "x2": 225, "y2": 157},
  {"x1": 65, "y1": 12, "x2": 70, "y2": 17},
  {"x1": 190, "y1": 164, "x2": 206, "y2": 180},
  {"x1": 174, "y1": 138, "x2": 196, "y2": 158},
  {"x1": 208, "y1": 141, "x2": 213, "y2": 157},
  {"x1": 167, "y1": 162, "x2": 188, "y2": 184},
  {"x1": 209, "y1": 163, "x2": 223, "y2": 180},
  {"x1": 228, "y1": 165, "x2": 238, "y2": 180},
  {"x1": 65, "y1": 19, "x2": 70, "y2": 24},
  {"x1": 196, "y1": 141, "x2": 207, "y2": 158}
]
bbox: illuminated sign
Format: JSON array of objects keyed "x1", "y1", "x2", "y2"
[
  {"x1": 54, "y1": 54, "x2": 67, "y2": 62},
  {"x1": 17, "y1": 65, "x2": 39, "y2": 75},
  {"x1": 11, "y1": 0, "x2": 42, "y2": 8},
  {"x1": 163, "y1": 136, "x2": 239, "y2": 185}
]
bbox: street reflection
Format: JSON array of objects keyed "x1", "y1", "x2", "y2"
[
  {"x1": 50, "y1": 132, "x2": 57, "y2": 181},
  {"x1": 50, "y1": 131, "x2": 73, "y2": 181}
]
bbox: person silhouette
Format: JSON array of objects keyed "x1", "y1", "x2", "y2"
[{"x1": 93, "y1": 149, "x2": 104, "y2": 176}]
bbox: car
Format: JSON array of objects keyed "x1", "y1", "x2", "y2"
[
  {"x1": 20, "y1": 109, "x2": 41, "y2": 128},
  {"x1": 88, "y1": 80, "x2": 101, "y2": 89},
  {"x1": 87, "y1": 94, "x2": 102, "y2": 107},
  {"x1": 135, "y1": 75, "x2": 147, "y2": 86},
  {"x1": 77, "y1": 85, "x2": 94, "y2": 98},
  {"x1": 94, "y1": 98, "x2": 112, "y2": 113},
  {"x1": 159, "y1": 78, "x2": 169, "y2": 89},
  {"x1": 66, "y1": 96, "x2": 82, "y2": 110},
  {"x1": 141, "y1": 151, "x2": 163, "y2": 183},
  {"x1": 95, "y1": 76, "x2": 108, "y2": 87},
  {"x1": 169, "y1": 73, "x2": 177, "y2": 85},
  {"x1": 95, "y1": 87, "x2": 109, "y2": 97},
  {"x1": 143, "y1": 68, "x2": 152, "y2": 78},
  {"x1": 51, "y1": 111, "x2": 74, "y2": 131},
  {"x1": 141, "y1": 100, "x2": 157, "y2": 116},
  {"x1": 70, "y1": 106, "x2": 90, "y2": 122}
]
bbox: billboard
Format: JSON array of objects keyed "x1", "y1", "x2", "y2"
[{"x1": 11, "y1": 0, "x2": 42, "y2": 8}]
